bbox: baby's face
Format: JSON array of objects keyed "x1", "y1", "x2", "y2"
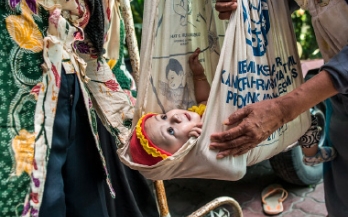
[{"x1": 145, "y1": 109, "x2": 202, "y2": 154}]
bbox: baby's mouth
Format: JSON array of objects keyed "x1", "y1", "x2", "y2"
[{"x1": 184, "y1": 113, "x2": 191, "y2": 121}]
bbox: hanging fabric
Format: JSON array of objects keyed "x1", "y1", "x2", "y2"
[{"x1": 118, "y1": 0, "x2": 310, "y2": 181}]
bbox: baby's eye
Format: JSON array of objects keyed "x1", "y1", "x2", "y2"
[
  {"x1": 167, "y1": 127, "x2": 175, "y2": 136},
  {"x1": 161, "y1": 114, "x2": 167, "y2": 120}
]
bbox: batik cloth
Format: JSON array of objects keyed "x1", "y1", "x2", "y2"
[{"x1": 0, "y1": 0, "x2": 134, "y2": 216}]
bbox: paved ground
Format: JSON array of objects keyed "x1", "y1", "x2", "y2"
[{"x1": 164, "y1": 160, "x2": 327, "y2": 217}]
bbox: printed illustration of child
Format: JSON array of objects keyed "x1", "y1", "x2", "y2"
[
  {"x1": 166, "y1": 58, "x2": 186, "y2": 90},
  {"x1": 130, "y1": 48, "x2": 336, "y2": 166}
]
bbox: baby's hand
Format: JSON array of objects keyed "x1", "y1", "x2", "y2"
[
  {"x1": 188, "y1": 122, "x2": 203, "y2": 138},
  {"x1": 189, "y1": 48, "x2": 204, "y2": 77}
]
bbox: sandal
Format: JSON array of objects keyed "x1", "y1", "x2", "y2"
[{"x1": 261, "y1": 184, "x2": 288, "y2": 215}]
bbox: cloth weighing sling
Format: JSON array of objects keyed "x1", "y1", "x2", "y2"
[{"x1": 118, "y1": 0, "x2": 311, "y2": 181}]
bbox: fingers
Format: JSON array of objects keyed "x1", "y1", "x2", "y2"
[
  {"x1": 210, "y1": 135, "x2": 254, "y2": 152},
  {"x1": 223, "y1": 106, "x2": 251, "y2": 125},
  {"x1": 215, "y1": 0, "x2": 238, "y2": 20},
  {"x1": 189, "y1": 48, "x2": 205, "y2": 75},
  {"x1": 211, "y1": 108, "x2": 253, "y2": 142},
  {"x1": 209, "y1": 109, "x2": 264, "y2": 158},
  {"x1": 189, "y1": 48, "x2": 200, "y2": 61},
  {"x1": 208, "y1": 99, "x2": 285, "y2": 159},
  {"x1": 189, "y1": 131, "x2": 201, "y2": 138},
  {"x1": 211, "y1": 118, "x2": 264, "y2": 145},
  {"x1": 189, "y1": 126, "x2": 202, "y2": 138},
  {"x1": 210, "y1": 126, "x2": 244, "y2": 143},
  {"x1": 188, "y1": 53, "x2": 194, "y2": 64},
  {"x1": 217, "y1": 12, "x2": 233, "y2": 20},
  {"x1": 233, "y1": 144, "x2": 253, "y2": 156},
  {"x1": 196, "y1": 122, "x2": 203, "y2": 128},
  {"x1": 215, "y1": 0, "x2": 238, "y2": 11},
  {"x1": 212, "y1": 136, "x2": 257, "y2": 158},
  {"x1": 189, "y1": 49, "x2": 199, "y2": 65},
  {"x1": 216, "y1": 142, "x2": 252, "y2": 159}
]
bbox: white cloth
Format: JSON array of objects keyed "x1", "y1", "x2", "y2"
[{"x1": 118, "y1": 0, "x2": 311, "y2": 181}]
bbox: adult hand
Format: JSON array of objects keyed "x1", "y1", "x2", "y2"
[
  {"x1": 215, "y1": 0, "x2": 238, "y2": 20},
  {"x1": 209, "y1": 99, "x2": 285, "y2": 158},
  {"x1": 209, "y1": 70, "x2": 339, "y2": 159}
]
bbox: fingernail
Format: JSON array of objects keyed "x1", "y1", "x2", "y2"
[
  {"x1": 209, "y1": 145, "x2": 216, "y2": 150},
  {"x1": 216, "y1": 154, "x2": 224, "y2": 159}
]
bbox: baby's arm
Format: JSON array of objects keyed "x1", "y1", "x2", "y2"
[{"x1": 189, "y1": 48, "x2": 210, "y2": 105}]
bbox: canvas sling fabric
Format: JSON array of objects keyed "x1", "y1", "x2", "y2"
[
  {"x1": 132, "y1": 0, "x2": 226, "y2": 121},
  {"x1": 118, "y1": 0, "x2": 311, "y2": 181}
]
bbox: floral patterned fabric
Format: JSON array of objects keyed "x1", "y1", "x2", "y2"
[{"x1": 0, "y1": 0, "x2": 134, "y2": 216}]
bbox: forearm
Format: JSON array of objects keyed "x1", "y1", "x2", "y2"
[
  {"x1": 276, "y1": 70, "x2": 338, "y2": 123},
  {"x1": 189, "y1": 48, "x2": 210, "y2": 104},
  {"x1": 278, "y1": 45, "x2": 348, "y2": 122},
  {"x1": 193, "y1": 75, "x2": 210, "y2": 104}
]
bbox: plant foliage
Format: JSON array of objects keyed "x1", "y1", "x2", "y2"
[
  {"x1": 291, "y1": 9, "x2": 321, "y2": 60},
  {"x1": 130, "y1": 0, "x2": 144, "y2": 50}
]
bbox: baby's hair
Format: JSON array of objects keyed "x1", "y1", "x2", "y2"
[{"x1": 165, "y1": 58, "x2": 183, "y2": 78}]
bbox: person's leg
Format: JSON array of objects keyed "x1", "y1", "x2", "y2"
[
  {"x1": 300, "y1": 115, "x2": 336, "y2": 166},
  {"x1": 40, "y1": 71, "x2": 109, "y2": 217},
  {"x1": 63, "y1": 75, "x2": 109, "y2": 217},
  {"x1": 40, "y1": 70, "x2": 75, "y2": 217},
  {"x1": 97, "y1": 117, "x2": 160, "y2": 217}
]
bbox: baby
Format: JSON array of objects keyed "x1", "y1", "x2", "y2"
[
  {"x1": 130, "y1": 49, "x2": 336, "y2": 166},
  {"x1": 130, "y1": 48, "x2": 209, "y2": 165}
]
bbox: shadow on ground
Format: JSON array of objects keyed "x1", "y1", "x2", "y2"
[{"x1": 164, "y1": 160, "x2": 326, "y2": 217}]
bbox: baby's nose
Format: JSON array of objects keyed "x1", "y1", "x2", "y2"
[{"x1": 171, "y1": 114, "x2": 182, "y2": 123}]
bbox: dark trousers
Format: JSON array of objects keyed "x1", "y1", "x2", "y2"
[
  {"x1": 97, "y1": 118, "x2": 160, "y2": 217},
  {"x1": 40, "y1": 70, "x2": 108, "y2": 217}
]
